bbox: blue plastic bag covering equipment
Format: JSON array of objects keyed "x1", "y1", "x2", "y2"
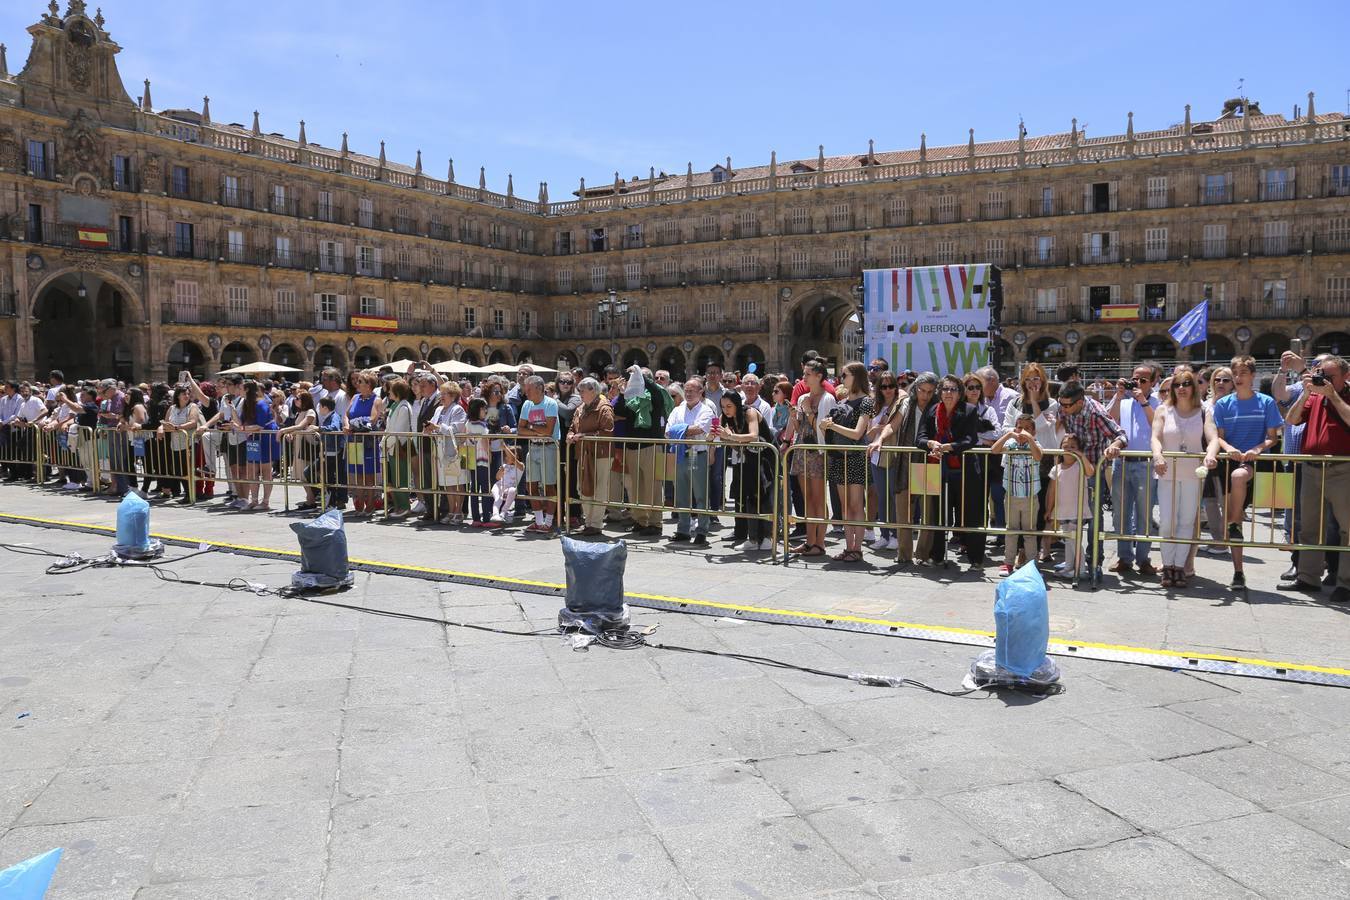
[
  {"x1": 115, "y1": 491, "x2": 150, "y2": 551},
  {"x1": 289, "y1": 508, "x2": 354, "y2": 591},
  {"x1": 559, "y1": 535, "x2": 629, "y2": 632},
  {"x1": 112, "y1": 492, "x2": 162, "y2": 559},
  {"x1": 0, "y1": 847, "x2": 63, "y2": 899},
  {"x1": 994, "y1": 559, "x2": 1050, "y2": 678}
]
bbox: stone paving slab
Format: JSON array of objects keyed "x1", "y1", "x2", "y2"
[{"x1": 1, "y1": 522, "x2": 1350, "y2": 897}]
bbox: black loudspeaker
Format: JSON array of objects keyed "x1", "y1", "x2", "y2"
[{"x1": 987, "y1": 266, "x2": 1004, "y2": 370}]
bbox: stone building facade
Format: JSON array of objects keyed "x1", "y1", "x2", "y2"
[{"x1": 1, "y1": 4, "x2": 1348, "y2": 382}]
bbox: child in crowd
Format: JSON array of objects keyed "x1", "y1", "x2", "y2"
[
  {"x1": 491, "y1": 446, "x2": 524, "y2": 524},
  {"x1": 465, "y1": 398, "x2": 492, "y2": 526},
  {"x1": 991, "y1": 412, "x2": 1043, "y2": 576},
  {"x1": 1046, "y1": 432, "x2": 1094, "y2": 578}
]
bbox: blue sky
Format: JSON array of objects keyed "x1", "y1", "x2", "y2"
[{"x1": 3, "y1": 1, "x2": 1345, "y2": 197}]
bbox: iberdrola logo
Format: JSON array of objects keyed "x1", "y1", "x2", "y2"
[{"x1": 896, "y1": 322, "x2": 920, "y2": 335}]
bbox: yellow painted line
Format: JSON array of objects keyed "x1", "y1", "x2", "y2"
[{"x1": 3, "y1": 511, "x2": 1348, "y2": 678}]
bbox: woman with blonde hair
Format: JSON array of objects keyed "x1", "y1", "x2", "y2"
[
  {"x1": 1152, "y1": 364, "x2": 1220, "y2": 588},
  {"x1": 430, "y1": 379, "x2": 469, "y2": 524},
  {"x1": 382, "y1": 377, "x2": 415, "y2": 519},
  {"x1": 344, "y1": 372, "x2": 385, "y2": 516},
  {"x1": 1002, "y1": 362, "x2": 1060, "y2": 563}
]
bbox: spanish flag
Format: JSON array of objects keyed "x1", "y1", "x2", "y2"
[
  {"x1": 77, "y1": 228, "x2": 110, "y2": 248},
  {"x1": 1098, "y1": 304, "x2": 1140, "y2": 321}
]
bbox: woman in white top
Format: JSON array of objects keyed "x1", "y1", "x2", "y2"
[
  {"x1": 1001, "y1": 362, "x2": 1060, "y2": 563},
  {"x1": 277, "y1": 390, "x2": 320, "y2": 510},
  {"x1": 430, "y1": 380, "x2": 469, "y2": 524},
  {"x1": 789, "y1": 359, "x2": 836, "y2": 557},
  {"x1": 1152, "y1": 365, "x2": 1220, "y2": 589},
  {"x1": 159, "y1": 386, "x2": 203, "y2": 502}
]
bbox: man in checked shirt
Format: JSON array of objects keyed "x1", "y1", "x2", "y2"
[{"x1": 1054, "y1": 381, "x2": 1126, "y2": 581}]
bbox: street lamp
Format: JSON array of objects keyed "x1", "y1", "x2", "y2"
[{"x1": 598, "y1": 288, "x2": 629, "y2": 364}]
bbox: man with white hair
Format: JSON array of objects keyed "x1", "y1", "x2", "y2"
[{"x1": 517, "y1": 375, "x2": 559, "y2": 533}]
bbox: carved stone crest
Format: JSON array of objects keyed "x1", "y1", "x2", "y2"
[
  {"x1": 141, "y1": 154, "x2": 161, "y2": 190},
  {"x1": 62, "y1": 110, "x2": 102, "y2": 176},
  {"x1": 0, "y1": 128, "x2": 21, "y2": 172},
  {"x1": 59, "y1": 250, "x2": 100, "y2": 271},
  {"x1": 65, "y1": 41, "x2": 92, "y2": 92}
]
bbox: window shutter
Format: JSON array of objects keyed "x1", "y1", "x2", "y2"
[
  {"x1": 1082, "y1": 185, "x2": 1093, "y2": 212},
  {"x1": 1080, "y1": 285, "x2": 1089, "y2": 308},
  {"x1": 1109, "y1": 181, "x2": 1119, "y2": 210},
  {"x1": 1081, "y1": 233, "x2": 1092, "y2": 254},
  {"x1": 1133, "y1": 283, "x2": 1144, "y2": 304},
  {"x1": 1110, "y1": 284, "x2": 1121, "y2": 302},
  {"x1": 1110, "y1": 230, "x2": 1119, "y2": 248},
  {"x1": 334, "y1": 243, "x2": 344, "y2": 270},
  {"x1": 313, "y1": 293, "x2": 323, "y2": 328}
]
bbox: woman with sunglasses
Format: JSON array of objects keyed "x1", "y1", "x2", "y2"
[
  {"x1": 864, "y1": 373, "x2": 903, "y2": 551},
  {"x1": 1194, "y1": 366, "x2": 1236, "y2": 563},
  {"x1": 918, "y1": 374, "x2": 987, "y2": 572},
  {"x1": 1152, "y1": 365, "x2": 1220, "y2": 588}
]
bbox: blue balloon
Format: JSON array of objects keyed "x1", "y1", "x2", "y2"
[{"x1": 747, "y1": 362, "x2": 758, "y2": 373}]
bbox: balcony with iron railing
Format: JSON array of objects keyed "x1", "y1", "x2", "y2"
[
  {"x1": 693, "y1": 224, "x2": 721, "y2": 242},
  {"x1": 110, "y1": 168, "x2": 140, "y2": 193},
  {"x1": 978, "y1": 200, "x2": 1010, "y2": 221},
  {"x1": 1198, "y1": 184, "x2": 1235, "y2": 206},
  {"x1": 882, "y1": 207, "x2": 913, "y2": 227},
  {"x1": 825, "y1": 214, "x2": 855, "y2": 233},
  {"x1": 1257, "y1": 180, "x2": 1298, "y2": 202},
  {"x1": 1138, "y1": 187, "x2": 1174, "y2": 210},
  {"x1": 314, "y1": 202, "x2": 344, "y2": 223},
  {"x1": 392, "y1": 215, "x2": 419, "y2": 236},
  {"x1": 622, "y1": 233, "x2": 646, "y2": 249},
  {"x1": 267, "y1": 196, "x2": 300, "y2": 217},
  {"x1": 0, "y1": 292, "x2": 16, "y2": 317},
  {"x1": 931, "y1": 204, "x2": 963, "y2": 225},
  {"x1": 733, "y1": 221, "x2": 761, "y2": 239},
  {"x1": 219, "y1": 186, "x2": 255, "y2": 210},
  {"x1": 782, "y1": 218, "x2": 814, "y2": 235}
]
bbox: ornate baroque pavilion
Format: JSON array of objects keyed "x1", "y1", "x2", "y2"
[{"x1": 1, "y1": 3, "x2": 1349, "y2": 382}]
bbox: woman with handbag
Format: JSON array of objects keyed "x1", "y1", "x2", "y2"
[
  {"x1": 430, "y1": 380, "x2": 468, "y2": 524},
  {"x1": 918, "y1": 374, "x2": 987, "y2": 572},
  {"x1": 718, "y1": 390, "x2": 775, "y2": 551},
  {"x1": 567, "y1": 377, "x2": 615, "y2": 536},
  {"x1": 382, "y1": 378, "x2": 415, "y2": 519},
  {"x1": 239, "y1": 380, "x2": 278, "y2": 511},
  {"x1": 158, "y1": 385, "x2": 203, "y2": 502},
  {"x1": 344, "y1": 373, "x2": 385, "y2": 516}
]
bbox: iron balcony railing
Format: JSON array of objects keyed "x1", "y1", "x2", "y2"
[
  {"x1": 1257, "y1": 180, "x2": 1297, "y2": 202},
  {"x1": 978, "y1": 200, "x2": 1010, "y2": 220},
  {"x1": 0, "y1": 292, "x2": 16, "y2": 317},
  {"x1": 1199, "y1": 184, "x2": 1235, "y2": 205}
]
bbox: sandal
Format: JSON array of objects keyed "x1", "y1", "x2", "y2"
[
  {"x1": 802, "y1": 544, "x2": 826, "y2": 557},
  {"x1": 1160, "y1": 567, "x2": 1175, "y2": 588}
]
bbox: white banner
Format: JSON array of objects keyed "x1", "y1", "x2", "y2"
[{"x1": 863, "y1": 265, "x2": 994, "y2": 376}]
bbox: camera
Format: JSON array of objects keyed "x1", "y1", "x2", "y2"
[
  {"x1": 1123, "y1": 379, "x2": 1138, "y2": 390},
  {"x1": 1311, "y1": 374, "x2": 1328, "y2": 386}
]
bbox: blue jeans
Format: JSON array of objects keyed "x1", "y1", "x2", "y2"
[
  {"x1": 674, "y1": 452, "x2": 709, "y2": 536},
  {"x1": 869, "y1": 461, "x2": 894, "y2": 539},
  {"x1": 708, "y1": 447, "x2": 725, "y2": 512},
  {"x1": 1112, "y1": 458, "x2": 1155, "y2": 565}
]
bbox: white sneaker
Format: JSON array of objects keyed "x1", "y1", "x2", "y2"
[
  {"x1": 886, "y1": 537, "x2": 899, "y2": 550},
  {"x1": 411, "y1": 500, "x2": 426, "y2": 515},
  {"x1": 864, "y1": 529, "x2": 877, "y2": 543},
  {"x1": 61, "y1": 482, "x2": 81, "y2": 491},
  {"x1": 229, "y1": 498, "x2": 249, "y2": 510},
  {"x1": 729, "y1": 541, "x2": 746, "y2": 551},
  {"x1": 869, "y1": 537, "x2": 889, "y2": 551},
  {"x1": 758, "y1": 538, "x2": 775, "y2": 551}
]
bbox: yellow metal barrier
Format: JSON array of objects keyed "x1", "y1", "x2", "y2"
[
  {"x1": 0, "y1": 422, "x2": 43, "y2": 483},
  {"x1": 566, "y1": 435, "x2": 780, "y2": 552},
  {"x1": 781, "y1": 443, "x2": 1089, "y2": 582}
]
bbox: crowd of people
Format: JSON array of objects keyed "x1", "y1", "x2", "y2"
[{"x1": 1, "y1": 346, "x2": 1347, "y2": 601}]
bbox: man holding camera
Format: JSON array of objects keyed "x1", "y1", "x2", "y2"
[
  {"x1": 1279, "y1": 354, "x2": 1350, "y2": 602},
  {"x1": 1106, "y1": 365, "x2": 1160, "y2": 577}
]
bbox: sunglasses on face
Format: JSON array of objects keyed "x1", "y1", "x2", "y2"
[
  {"x1": 1175, "y1": 381, "x2": 1196, "y2": 388},
  {"x1": 964, "y1": 385, "x2": 980, "y2": 391},
  {"x1": 558, "y1": 380, "x2": 574, "y2": 385},
  {"x1": 940, "y1": 386, "x2": 959, "y2": 393},
  {"x1": 1214, "y1": 377, "x2": 1233, "y2": 384}
]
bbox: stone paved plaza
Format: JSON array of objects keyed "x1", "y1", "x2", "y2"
[{"x1": 1, "y1": 488, "x2": 1350, "y2": 898}]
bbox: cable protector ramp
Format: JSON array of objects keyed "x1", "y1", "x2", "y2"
[{"x1": 2, "y1": 511, "x2": 1346, "y2": 688}]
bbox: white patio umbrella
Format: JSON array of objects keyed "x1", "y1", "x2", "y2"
[
  {"x1": 478, "y1": 362, "x2": 526, "y2": 373},
  {"x1": 431, "y1": 359, "x2": 484, "y2": 374},
  {"x1": 217, "y1": 361, "x2": 303, "y2": 375},
  {"x1": 378, "y1": 359, "x2": 420, "y2": 374}
]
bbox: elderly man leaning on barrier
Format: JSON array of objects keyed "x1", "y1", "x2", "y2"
[
  {"x1": 666, "y1": 376, "x2": 716, "y2": 546},
  {"x1": 1280, "y1": 355, "x2": 1350, "y2": 603},
  {"x1": 1055, "y1": 381, "x2": 1126, "y2": 579},
  {"x1": 1106, "y1": 364, "x2": 1161, "y2": 578}
]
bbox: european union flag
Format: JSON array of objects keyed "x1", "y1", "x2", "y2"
[{"x1": 1169, "y1": 299, "x2": 1209, "y2": 348}]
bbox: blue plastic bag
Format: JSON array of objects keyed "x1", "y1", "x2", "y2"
[
  {"x1": 560, "y1": 535, "x2": 626, "y2": 619},
  {"x1": 115, "y1": 491, "x2": 151, "y2": 552},
  {"x1": 993, "y1": 560, "x2": 1049, "y2": 678},
  {"x1": 290, "y1": 507, "x2": 349, "y2": 580},
  {"x1": 0, "y1": 847, "x2": 63, "y2": 899}
]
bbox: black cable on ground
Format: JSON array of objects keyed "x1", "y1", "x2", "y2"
[{"x1": 1, "y1": 541, "x2": 1022, "y2": 697}]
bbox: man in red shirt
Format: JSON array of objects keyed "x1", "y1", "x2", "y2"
[
  {"x1": 1282, "y1": 355, "x2": 1350, "y2": 602},
  {"x1": 790, "y1": 350, "x2": 836, "y2": 404}
]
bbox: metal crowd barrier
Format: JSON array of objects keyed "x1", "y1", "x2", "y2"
[
  {"x1": 781, "y1": 444, "x2": 1090, "y2": 583},
  {"x1": 0, "y1": 422, "x2": 44, "y2": 483},
  {"x1": 1092, "y1": 449, "x2": 1350, "y2": 581},
  {"x1": 37, "y1": 423, "x2": 93, "y2": 486},
  {"x1": 564, "y1": 435, "x2": 781, "y2": 554},
  {"x1": 364, "y1": 431, "x2": 562, "y2": 525},
  {"x1": 195, "y1": 427, "x2": 325, "y2": 511}
]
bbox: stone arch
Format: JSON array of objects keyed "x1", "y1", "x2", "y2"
[
  {"x1": 1312, "y1": 331, "x2": 1350, "y2": 357},
  {"x1": 783, "y1": 288, "x2": 857, "y2": 373},
  {"x1": 1250, "y1": 332, "x2": 1288, "y2": 363},
  {"x1": 314, "y1": 344, "x2": 347, "y2": 372},
  {"x1": 460, "y1": 348, "x2": 481, "y2": 367},
  {"x1": 1197, "y1": 333, "x2": 1236, "y2": 364},
  {"x1": 621, "y1": 347, "x2": 649, "y2": 369},
  {"x1": 585, "y1": 348, "x2": 612, "y2": 375},
  {"x1": 1026, "y1": 336, "x2": 1067, "y2": 365},
  {"x1": 166, "y1": 339, "x2": 209, "y2": 379},
  {"x1": 515, "y1": 349, "x2": 536, "y2": 365},
  {"x1": 354, "y1": 346, "x2": 384, "y2": 369},
  {"x1": 1081, "y1": 336, "x2": 1120, "y2": 366},
  {"x1": 269, "y1": 343, "x2": 302, "y2": 368},
  {"x1": 694, "y1": 345, "x2": 725, "y2": 374},
  {"x1": 732, "y1": 343, "x2": 765, "y2": 375},
  {"x1": 488, "y1": 349, "x2": 509, "y2": 365},
  {"x1": 27, "y1": 265, "x2": 146, "y2": 325},
  {"x1": 554, "y1": 350, "x2": 578, "y2": 371},
  {"x1": 1134, "y1": 334, "x2": 1177, "y2": 363},
  {"x1": 392, "y1": 345, "x2": 419, "y2": 361},
  {"x1": 427, "y1": 347, "x2": 450, "y2": 364},
  {"x1": 657, "y1": 346, "x2": 685, "y2": 380},
  {"x1": 220, "y1": 340, "x2": 258, "y2": 368}
]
